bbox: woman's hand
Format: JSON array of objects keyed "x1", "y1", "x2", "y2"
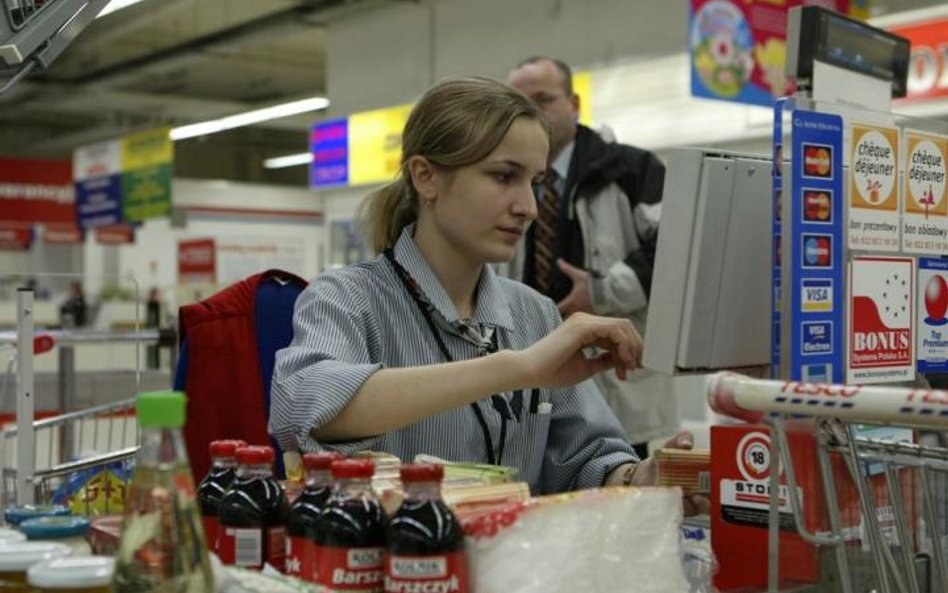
[{"x1": 516, "y1": 312, "x2": 643, "y2": 389}]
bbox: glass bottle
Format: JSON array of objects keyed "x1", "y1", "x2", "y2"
[
  {"x1": 196, "y1": 439, "x2": 246, "y2": 550},
  {"x1": 286, "y1": 452, "x2": 342, "y2": 582},
  {"x1": 385, "y1": 463, "x2": 467, "y2": 593},
  {"x1": 112, "y1": 390, "x2": 214, "y2": 593}
]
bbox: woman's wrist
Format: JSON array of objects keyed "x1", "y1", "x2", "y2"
[{"x1": 605, "y1": 462, "x2": 640, "y2": 487}]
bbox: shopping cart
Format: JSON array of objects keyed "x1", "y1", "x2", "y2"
[{"x1": 708, "y1": 373, "x2": 948, "y2": 593}]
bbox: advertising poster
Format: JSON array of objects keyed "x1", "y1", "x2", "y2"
[
  {"x1": 310, "y1": 118, "x2": 348, "y2": 188},
  {"x1": 917, "y1": 257, "x2": 948, "y2": 374},
  {"x1": 849, "y1": 124, "x2": 901, "y2": 251},
  {"x1": 178, "y1": 238, "x2": 217, "y2": 285},
  {"x1": 901, "y1": 130, "x2": 948, "y2": 254},
  {"x1": 790, "y1": 109, "x2": 844, "y2": 383},
  {"x1": 848, "y1": 256, "x2": 915, "y2": 384},
  {"x1": 0, "y1": 156, "x2": 74, "y2": 225},
  {"x1": 689, "y1": 0, "x2": 849, "y2": 107},
  {"x1": 74, "y1": 140, "x2": 123, "y2": 229},
  {"x1": 892, "y1": 16, "x2": 948, "y2": 104}
]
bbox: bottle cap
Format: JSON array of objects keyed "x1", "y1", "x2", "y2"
[
  {"x1": 19, "y1": 516, "x2": 90, "y2": 540},
  {"x1": 4, "y1": 504, "x2": 70, "y2": 526},
  {"x1": 28, "y1": 556, "x2": 115, "y2": 588},
  {"x1": 399, "y1": 463, "x2": 444, "y2": 483},
  {"x1": 136, "y1": 391, "x2": 186, "y2": 428},
  {"x1": 236, "y1": 446, "x2": 274, "y2": 465},
  {"x1": 209, "y1": 440, "x2": 247, "y2": 458},
  {"x1": 330, "y1": 458, "x2": 374, "y2": 479},
  {"x1": 302, "y1": 452, "x2": 344, "y2": 472},
  {"x1": 0, "y1": 542, "x2": 71, "y2": 571}
]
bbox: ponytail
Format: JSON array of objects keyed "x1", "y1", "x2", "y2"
[{"x1": 358, "y1": 176, "x2": 418, "y2": 254}]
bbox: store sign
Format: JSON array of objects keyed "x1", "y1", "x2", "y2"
[
  {"x1": 893, "y1": 17, "x2": 948, "y2": 104},
  {"x1": 43, "y1": 223, "x2": 85, "y2": 244},
  {"x1": 689, "y1": 0, "x2": 851, "y2": 107},
  {"x1": 0, "y1": 227, "x2": 33, "y2": 251},
  {"x1": 74, "y1": 127, "x2": 173, "y2": 229},
  {"x1": 348, "y1": 104, "x2": 413, "y2": 186},
  {"x1": 94, "y1": 224, "x2": 136, "y2": 245},
  {"x1": 918, "y1": 257, "x2": 948, "y2": 373},
  {"x1": 178, "y1": 238, "x2": 216, "y2": 284},
  {"x1": 311, "y1": 119, "x2": 349, "y2": 188},
  {"x1": 0, "y1": 156, "x2": 74, "y2": 224}
]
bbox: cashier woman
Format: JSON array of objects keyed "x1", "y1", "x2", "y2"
[{"x1": 270, "y1": 77, "x2": 706, "y2": 513}]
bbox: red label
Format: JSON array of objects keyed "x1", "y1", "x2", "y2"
[
  {"x1": 316, "y1": 545, "x2": 384, "y2": 592},
  {"x1": 217, "y1": 526, "x2": 285, "y2": 571},
  {"x1": 201, "y1": 516, "x2": 218, "y2": 552},
  {"x1": 385, "y1": 551, "x2": 468, "y2": 593},
  {"x1": 286, "y1": 536, "x2": 317, "y2": 582}
]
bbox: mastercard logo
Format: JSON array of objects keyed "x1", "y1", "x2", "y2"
[
  {"x1": 803, "y1": 145, "x2": 832, "y2": 178},
  {"x1": 804, "y1": 191, "x2": 832, "y2": 222},
  {"x1": 804, "y1": 236, "x2": 832, "y2": 267}
]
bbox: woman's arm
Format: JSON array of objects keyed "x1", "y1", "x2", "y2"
[{"x1": 313, "y1": 312, "x2": 643, "y2": 442}]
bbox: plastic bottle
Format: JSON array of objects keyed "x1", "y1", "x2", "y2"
[
  {"x1": 285, "y1": 451, "x2": 342, "y2": 582},
  {"x1": 196, "y1": 439, "x2": 246, "y2": 550},
  {"x1": 315, "y1": 458, "x2": 386, "y2": 593},
  {"x1": 112, "y1": 390, "x2": 214, "y2": 593},
  {"x1": 217, "y1": 445, "x2": 288, "y2": 572},
  {"x1": 384, "y1": 464, "x2": 467, "y2": 593}
]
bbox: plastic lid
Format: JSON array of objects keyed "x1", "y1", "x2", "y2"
[
  {"x1": 0, "y1": 542, "x2": 71, "y2": 571},
  {"x1": 236, "y1": 445, "x2": 274, "y2": 465},
  {"x1": 19, "y1": 516, "x2": 90, "y2": 540},
  {"x1": 331, "y1": 458, "x2": 374, "y2": 479},
  {"x1": 400, "y1": 463, "x2": 444, "y2": 482},
  {"x1": 28, "y1": 556, "x2": 115, "y2": 588},
  {"x1": 136, "y1": 390, "x2": 186, "y2": 428},
  {"x1": 209, "y1": 439, "x2": 247, "y2": 457},
  {"x1": 302, "y1": 452, "x2": 344, "y2": 471},
  {"x1": 4, "y1": 504, "x2": 71, "y2": 526},
  {"x1": 0, "y1": 528, "x2": 25, "y2": 544}
]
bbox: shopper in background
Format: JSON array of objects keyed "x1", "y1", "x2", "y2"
[
  {"x1": 271, "y1": 77, "x2": 705, "y2": 513},
  {"x1": 507, "y1": 57, "x2": 678, "y2": 459},
  {"x1": 59, "y1": 281, "x2": 87, "y2": 328}
]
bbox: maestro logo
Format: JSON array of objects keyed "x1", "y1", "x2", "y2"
[{"x1": 803, "y1": 234, "x2": 832, "y2": 268}]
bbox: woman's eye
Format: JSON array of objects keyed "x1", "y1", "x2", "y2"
[{"x1": 493, "y1": 172, "x2": 514, "y2": 183}]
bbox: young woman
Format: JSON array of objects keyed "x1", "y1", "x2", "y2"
[{"x1": 270, "y1": 77, "x2": 691, "y2": 499}]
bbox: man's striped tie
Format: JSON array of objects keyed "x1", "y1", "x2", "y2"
[{"x1": 533, "y1": 171, "x2": 560, "y2": 294}]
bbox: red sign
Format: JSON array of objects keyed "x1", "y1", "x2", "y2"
[
  {"x1": 0, "y1": 156, "x2": 74, "y2": 224},
  {"x1": 43, "y1": 223, "x2": 84, "y2": 244},
  {"x1": 94, "y1": 224, "x2": 135, "y2": 245},
  {"x1": 178, "y1": 238, "x2": 216, "y2": 284},
  {"x1": 893, "y1": 18, "x2": 948, "y2": 104},
  {"x1": 0, "y1": 227, "x2": 33, "y2": 251}
]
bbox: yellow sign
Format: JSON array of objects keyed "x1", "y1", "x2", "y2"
[
  {"x1": 904, "y1": 131, "x2": 948, "y2": 217},
  {"x1": 348, "y1": 104, "x2": 413, "y2": 186},
  {"x1": 850, "y1": 124, "x2": 899, "y2": 212},
  {"x1": 574, "y1": 71, "x2": 593, "y2": 125},
  {"x1": 121, "y1": 127, "x2": 173, "y2": 171}
]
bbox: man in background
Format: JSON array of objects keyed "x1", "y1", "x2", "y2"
[{"x1": 507, "y1": 57, "x2": 678, "y2": 458}]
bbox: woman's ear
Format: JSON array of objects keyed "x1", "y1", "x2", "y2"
[{"x1": 407, "y1": 155, "x2": 437, "y2": 204}]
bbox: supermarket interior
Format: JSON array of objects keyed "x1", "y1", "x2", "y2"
[{"x1": 2, "y1": 0, "x2": 948, "y2": 592}]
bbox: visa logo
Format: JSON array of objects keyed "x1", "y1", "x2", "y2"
[{"x1": 802, "y1": 279, "x2": 833, "y2": 312}]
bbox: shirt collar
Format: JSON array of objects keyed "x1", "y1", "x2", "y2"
[
  {"x1": 391, "y1": 225, "x2": 514, "y2": 331},
  {"x1": 550, "y1": 139, "x2": 575, "y2": 184}
]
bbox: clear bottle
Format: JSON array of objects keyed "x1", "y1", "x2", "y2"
[
  {"x1": 112, "y1": 390, "x2": 214, "y2": 593},
  {"x1": 384, "y1": 464, "x2": 467, "y2": 593},
  {"x1": 196, "y1": 439, "x2": 246, "y2": 551},
  {"x1": 217, "y1": 446, "x2": 288, "y2": 572},
  {"x1": 315, "y1": 459, "x2": 386, "y2": 593},
  {"x1": 286, "y1": 452, "x2": 342, "y2": 582}
]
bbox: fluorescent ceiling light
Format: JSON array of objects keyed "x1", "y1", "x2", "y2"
[
  {"x1": 264, "y1": 152, "x2": 314, "y2": 169},
  {"x1": 97, "y1": 0, "x2": 148, "y2": 18},
  {"x1": 170, "y1": 97, "x2": 330, "y2": 141}
]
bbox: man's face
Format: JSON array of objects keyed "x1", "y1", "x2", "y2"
[{"x1": 507, "y1": 60, "x2": 578, "y2": 160}]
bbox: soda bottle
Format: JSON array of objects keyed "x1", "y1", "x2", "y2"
[
  {"x1": 315, "y1": 459, "x2": 386, "y2": 593},
  {"x1": 217, "y1": 446, "x2": 288, "y2": 572},
  {"x1": 384, "y1": 464, "x2": 467, "y2": 593},
  {"x1": 285, "y1": 451, "x2": 343, "y2": 582},
  {"x1": 112, "y1": 390, "x2": 214, "y2": 593},
  {"x1": 196, "y1": 439, "x2": 246, "y2": 550}
]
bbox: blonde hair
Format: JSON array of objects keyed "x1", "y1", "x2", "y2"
[{"x1": 359, "y1": 77, "x2": 545, "y2": 254}]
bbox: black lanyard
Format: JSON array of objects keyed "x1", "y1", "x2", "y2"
[{"x1": 384, "y1": 249, "x2": 509, "y2": 465}]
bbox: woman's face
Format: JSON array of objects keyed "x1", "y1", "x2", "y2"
[{"x1": 425, "y1": 117, "x2": 548, "y2": 265}]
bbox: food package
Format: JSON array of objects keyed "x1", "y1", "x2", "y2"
[
  {"x1": 51, "y1": 458, "x2": 134, "y2": 516},
  {"x1": 460, "y1": 487, "x2": 689, "y2": 593}
]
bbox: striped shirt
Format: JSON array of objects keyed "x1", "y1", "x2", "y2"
[{"x1": 269, "y1": 225, "x2": 637, "y2": 494}]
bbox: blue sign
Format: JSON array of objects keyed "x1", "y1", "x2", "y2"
[
  {"x1": 771, "y1": 98, "x2": 786, "y2": 378},
  {"x1": 310, "y1": 118, "x2": 349, "y2": 188},
  {"x1": 75, "y1": 174, "x2": 122, "y2": 229},
  {"x1": 790, "y1": 110, "x2": 844, "y2": 382},
  {"x1": 917, "y1": 257, "x2": 948, "y2": 374}
]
